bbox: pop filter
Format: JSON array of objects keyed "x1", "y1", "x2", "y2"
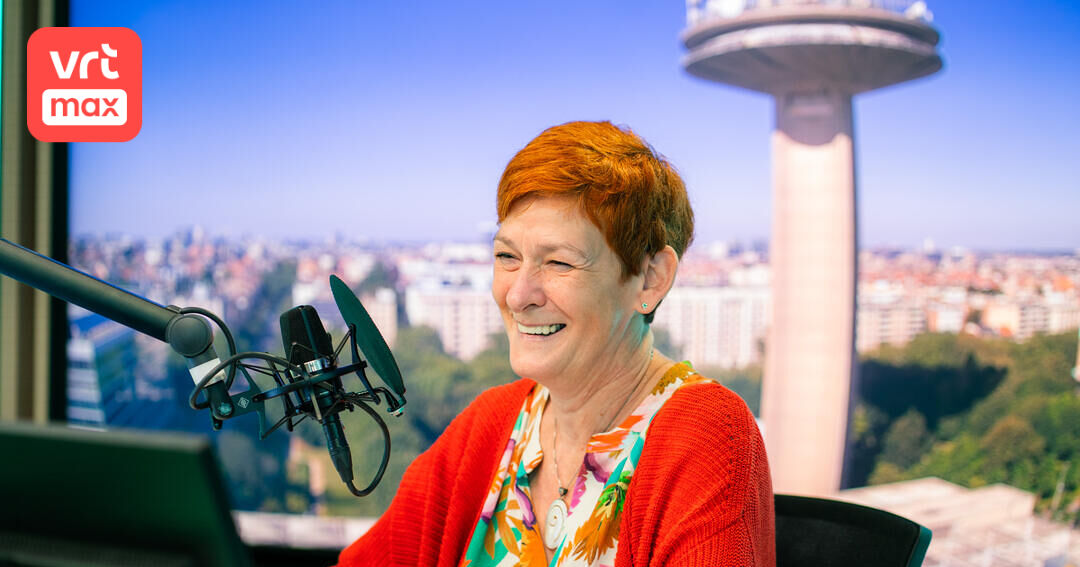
[{"x1": 329, "y1": 275, "x2": 406, "y2": 404}]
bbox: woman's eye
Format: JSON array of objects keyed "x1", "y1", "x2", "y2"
[
  {"x1": 495, "y1": 252, "x2": 519, "y2": 264},
  {"x1": 548, "y1": 260, "x2": 573, "y2": 270}
]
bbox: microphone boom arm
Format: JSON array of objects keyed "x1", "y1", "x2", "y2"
[
  {"x1": 1, "y1": 237, "x2": 399, "y2": 496},
  {"x1": 0, "y1": 237, "x2": 236, "y2": 423}
]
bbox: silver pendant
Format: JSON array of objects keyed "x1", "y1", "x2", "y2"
[{"x1": 544, "y1": 499, "x2": 568, "y2": 549}]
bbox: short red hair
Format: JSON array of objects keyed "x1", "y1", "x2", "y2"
[
  {"x1": 497, "y1": 121, "x2": 694, "y2": 272},
  {"x1": 497, "y1": 121, "x2": 694, "y2": 323}
]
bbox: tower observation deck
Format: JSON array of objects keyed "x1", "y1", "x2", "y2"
[{"x1": 681, "y1": 0, "x2": 942, "y2": 496}]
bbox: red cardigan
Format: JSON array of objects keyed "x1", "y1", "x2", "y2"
[{"x1": 337, "y1": 378, "x2": 775, "y2": 566}]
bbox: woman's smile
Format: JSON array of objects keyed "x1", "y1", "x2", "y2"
[
  {"x1": 516, "y1": 322, "x2": 567, "y2": 336},
  {"x1": 491, "y1": 195, "x2": 644, "y2": 383}
]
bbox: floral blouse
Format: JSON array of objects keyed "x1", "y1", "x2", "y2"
[{"x1": 460, "y1": 362, "x2": 707, "y2": 567}]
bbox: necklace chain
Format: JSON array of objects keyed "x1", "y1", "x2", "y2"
[{"x1": 550, "y1": 347, "x2": 655, "y2": 499}]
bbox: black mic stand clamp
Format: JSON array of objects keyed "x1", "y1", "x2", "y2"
[{"x1": 164, "y1": 311, "x2": 235, "y2": 428}]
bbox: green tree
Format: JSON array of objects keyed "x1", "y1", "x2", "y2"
[
  {"x1": 886, "y1": 331, "x2": 1080, "y2": 520},
  {"x1": 868, "y1": 462, "x2": 907, "y2": 485},
  {"x1": 906, "y1": 433, "x2": 985, "y2": 486},
  {"x1": 849, "y1": 402, "x2": 891, "y2": 486},
  {"x1": 393, "y1": 326, "x2": 471, "y2": 444},
  {"x1": 878, "y1": 408, "x2": 931, "y2": 470},
  {"x1": 980, "y1": 415, "x2": 1046, "y2": 472},
  {"x1": 848, "y1": 333, "x2": 1010, "y2": 486},
  {"x1": 1033, "y1": 394, "x2": 1080, "y2": 458},
  {"x1": 467, "y1": 332, "x2": 517, "y2": 391}
]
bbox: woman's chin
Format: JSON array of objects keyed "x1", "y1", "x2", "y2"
[
  {"x1": 509, "y1": 359, "x2": 543, "y2": 381},
  {"x1": 508, "y1": 353, "x2": 563, "y2": 383},
  {"x1": 508, "y1": 334, "x2": 554, "y2": 376}
]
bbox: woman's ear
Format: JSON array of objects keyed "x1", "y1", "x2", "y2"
[{"x1": 638, "y1": 245, "x2": 678, "y2": 314}]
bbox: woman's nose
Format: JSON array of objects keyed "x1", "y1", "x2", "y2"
[{"x1": 505, "y1": 266, "x2": 545, "y2": 312}]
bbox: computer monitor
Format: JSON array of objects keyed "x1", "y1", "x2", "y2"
[{"x1": 0, "y1": 421, "x2": 252, "y2": 567}]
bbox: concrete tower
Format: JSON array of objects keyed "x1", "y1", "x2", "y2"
[{"x1": 681, "y1": 0, "x2": 942, "y2": 495}]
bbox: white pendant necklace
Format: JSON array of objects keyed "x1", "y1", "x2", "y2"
[
  {"x1": 543, "y1": 496, "x2": 569, "y2": 549},
  {"x1": 543, "y1": 416, "x2": 571, "y2": 550}
]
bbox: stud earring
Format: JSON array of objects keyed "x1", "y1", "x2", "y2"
[{"x1": 641, "y1": 302, "x2": 648, "y2": 310}]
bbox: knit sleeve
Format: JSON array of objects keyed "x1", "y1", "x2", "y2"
[
  {"x1": 618, "y1": 382, "x2": 775, "y2": 567},
  {"x1": 336, "y1": 378, "x2": 533, "y2": 567},
  {"x1": 335, "y1": 437, "x2": 434, "y2": 565}
]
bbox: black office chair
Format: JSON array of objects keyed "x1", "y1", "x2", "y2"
[{"x1": 775, "y1": 494, "x2": 932, "y2": 567}]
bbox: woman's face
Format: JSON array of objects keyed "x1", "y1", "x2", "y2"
[{"x1": 492, "y1": 195, "x2": 646, "y2": 384}]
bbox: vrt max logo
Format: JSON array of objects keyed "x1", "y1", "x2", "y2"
[{"x1": 27, "y1": 27, "x2": 142, "y2": 142}]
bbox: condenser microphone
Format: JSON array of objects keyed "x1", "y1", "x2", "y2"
[{"x1": 279, "y1": 305, "x2": 354, "y2": 486}]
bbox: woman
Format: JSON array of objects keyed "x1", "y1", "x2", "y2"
[{"x1": 338, "y1": 121, "x2": 774, "y2": 566}]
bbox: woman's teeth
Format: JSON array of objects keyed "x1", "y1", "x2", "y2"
[{"x1": 517, "y1": 323, "x2": 566, "y2": 336}]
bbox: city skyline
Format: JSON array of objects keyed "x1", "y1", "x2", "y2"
[
  {"x1": 69, "y1": 229, "x2": 1080, "y2": 359},
  {"x1": 68, "y1": 1, "x2": 1079, "y2": 251}
]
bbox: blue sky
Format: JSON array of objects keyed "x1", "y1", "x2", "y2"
[{"x1": 69, "y1": 1, "x2": 1080, "y2": 251}]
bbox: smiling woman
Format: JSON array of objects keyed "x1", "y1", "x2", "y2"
[
  {"x1": 338, "y1": 121, "x2": 775, "y2": 567},
  {"x1": 492, "y1": 195, "x2": 656, "y2": 387}
]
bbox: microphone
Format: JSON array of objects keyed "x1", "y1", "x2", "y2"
[
  {"x1": 279, "y1": 305, "x2": 355, "y2": 488},
  {"x1": 1, "y1": 239, "x2": 397, "y2": 496},
  {"x1": 186, "y1": 277, "x2": 399, "y2": 497}
]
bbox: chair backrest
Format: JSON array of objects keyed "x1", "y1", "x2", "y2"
[{"x1": 775, "y1": 494, "x2": 932, "y2": 567}]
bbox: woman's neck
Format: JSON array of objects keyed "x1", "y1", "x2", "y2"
[{"x1": 542, "y1": 334, "x2": 671, "y2": 447}]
